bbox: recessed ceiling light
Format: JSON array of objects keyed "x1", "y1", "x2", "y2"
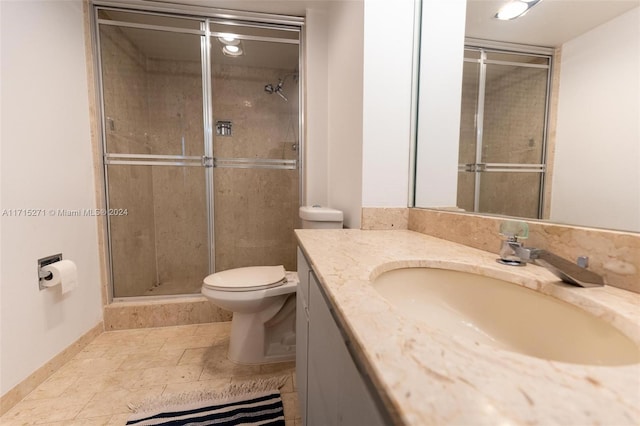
[
  {"x1": 218, "y1": 33, "x2": 240, "y2": 46},
  {"x1": 222, "y1": 44, "x2": 243, "y2": 57}
]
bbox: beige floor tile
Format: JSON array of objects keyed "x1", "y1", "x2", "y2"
[
  {"x1": 60, "y1": 370, "x2": 146, "y2": 396},
  {"x1": 53, "y1": 356, "x2": 128, "y2": 379},
  {"x1": 90, "y1": 329, "x2": 150, "y2": 345},
  {"x1": 193, "y1": 322, "x2": 231, "y2": 336},
  {"x1": 200, "y1": 355, "x2": 262, "y2": 381},
  {"x1": 104, "y1": 413, "x2": 131, "y2": 425},
  {"x1": 35, "y1": 414, "x2": 114, "y2": 425},
  {"x1": 177, "y1": 347, "x2": 210, "y2": 366},
  {"x1": 144, "y1": 324, "x2": 199, "y2": 339},
  {"x1": 117, "y1": 348, "x2": 184, "y2": 371},
  {"x1": 159, "y1": 333, "x2": 227, "y2": 352},
  {"x1": 197, "y1": 340, "x2": 263, "y2": 379},
  {"x1": 37, "y1": 413, "x2": 132, "y2": 426},
  {"x1": 102, "y1": 340, "x2": 167, "y2": 357},
  {"x1": 1, "y1": 322, "x2": 301, "y2": 425},
  {"x1": 72, "y1": 344, "x2": 111, "y2": 360},
  {"x1": 23, "y1": 375, "x2": 77, "y2": 401},
  {"x1": 259, "y1": 360, "x2": 295, "y2": 374},
  {"x1": 132, "y1": 364, "x2": 204, "y2": 389},
  {"x1": 163, "y1": 377, "x2": 232, "y2": 395},
  {"x1": 282, "y1": 391, "x2": 300, "y2": 420},
  {"x1": 2, "y1": 393, "x2": 94, "y2": 424},
  {"x1": 75, "y1": 386, "x2": 164, "y2": 419}
]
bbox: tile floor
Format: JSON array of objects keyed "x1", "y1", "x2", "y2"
[{"x1": 1, "y1": 322, "x2": 300, "y2": 425}]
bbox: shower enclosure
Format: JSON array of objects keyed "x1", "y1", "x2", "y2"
[
  {"x1": 457, "y1": 45, "x2": 552, "y2": 219},
  {"x1": 94, "y1": 6, "x2": 302, "y2": 299}
]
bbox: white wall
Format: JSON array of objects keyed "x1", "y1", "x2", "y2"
[
  {"x1": 551, "y1": 7, "x2": 640, "y2": 232},
  {"x1": 325, "y1": 0, "x2": 364, "y2": 228},
  {"x1": 0, "y1": 0, "x2": 103, "y2": 396},
  {"x1": 306, "y1": 0, "x2": 417, "y2": 221},
  {"x1": 303, "y1": 7, "x2": 329, "y2": 207},
  {"x1": 361, "y1": 0, "x2": 415, "y2": 207},
  {"x1": 414, "y1": 0, "x2": 467, "y2": 207}
]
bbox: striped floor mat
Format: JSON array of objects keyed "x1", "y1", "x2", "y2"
[{"x1": 127, "y1": 377, "x2": 287, "y2": 426}]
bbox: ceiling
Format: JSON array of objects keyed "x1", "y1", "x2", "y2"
[
  {"x1": 107, "y1": 0, "x2": 639, "y2": 69},
  {"x1": 145, "y1": 0, "x2": 325, "y2": 16},
  {"x1": 466, "y1": 0, "x2": 640, "y2": 47}
]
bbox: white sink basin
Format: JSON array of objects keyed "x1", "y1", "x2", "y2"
[{"x1": 372, "y1": 267, "x2": 640, "y2": 366}]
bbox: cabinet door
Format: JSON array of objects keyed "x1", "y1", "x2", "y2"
[
  {"x1": 297, "y1": 248, "x2": 310, "y2": 302},
  {"x1": 302, "y1": 255, "x2": 387, "y2": 426},
  {"x1": 296, "y1": 284, "x2": 309, "y2": 423},
  {"x1": 307, "y1": 271, "x2": 341, "y2": 425},
  {"x1": 336, "y1": 342, "x2": 386, "y2": 426},
  {"x1": 296, "y1": 248, "x2": 311, "y2": 424}
]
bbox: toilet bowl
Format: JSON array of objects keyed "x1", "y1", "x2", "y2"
[
  {"x1": 202, "y1": 265, "x2": 298, "y2": 364},
  {"x1": 202, "y1": 206, "x2": 343, "y2": 365}
]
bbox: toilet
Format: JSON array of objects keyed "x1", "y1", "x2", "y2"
[{"x1": 202, "y1": 206, "x2": 343, "y2": 364}]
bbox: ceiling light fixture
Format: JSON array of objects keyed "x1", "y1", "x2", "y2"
[
  {"x1": 218, "y1": 33, "x2": 240, "y2": 46},
  {"x1": 222, "y1": 44, "x2": 243, "y2": 57},
  {"x1": 495, "y1": 0, "x2": 541, "y2": 21}
]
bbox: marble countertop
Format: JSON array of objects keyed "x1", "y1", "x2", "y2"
[{"x1": 295, "y1": 229, "x2": 640, "y2": 425}]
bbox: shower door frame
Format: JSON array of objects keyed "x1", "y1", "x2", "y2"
[
  {"x1": 90, "y1": 1, "x2": 305, "y2": 301},
  {"x1": 461, "y1": 39, "x2": 554, "y2": 219}
]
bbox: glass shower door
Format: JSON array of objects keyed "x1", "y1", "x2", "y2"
[
  {"x1": 457, "y1": 52, "x2": 481, "y2": 212},
  {"x1": 97, "y1": 10, "x2": 211, "y2": 297},
  {"x1": 458, "y1": 48, "x2": 551, "y2": 219},
  {"x1": 209, "y1": 23, "x2": 300, "y2": 273}
]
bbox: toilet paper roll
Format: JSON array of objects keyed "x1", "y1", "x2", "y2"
[{"x1": 42, "y1": 260, "x2": 78, "y2": 294}]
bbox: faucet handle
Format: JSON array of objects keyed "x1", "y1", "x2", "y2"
[{"x1": 499, "y1": 220, "x2": 529, "y2": 241}]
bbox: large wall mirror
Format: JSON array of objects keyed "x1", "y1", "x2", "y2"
[{"x1": 412, "y1": 0, "x2": 639, "y2": 233}]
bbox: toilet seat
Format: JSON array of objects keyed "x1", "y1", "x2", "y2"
[{"x1": 203, "y1": 265, "x2": 286, "y2": 292}]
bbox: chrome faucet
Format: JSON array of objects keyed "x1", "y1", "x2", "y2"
[{"x1": 497, "y1": 221, "x2": 605, "y2": 288}]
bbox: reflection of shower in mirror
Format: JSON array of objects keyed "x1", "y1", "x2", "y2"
[{"x1": 264, "y1": 73, "x2": 298, "y2": 102}]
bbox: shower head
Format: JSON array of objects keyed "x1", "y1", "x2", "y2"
[
  {"x1": 275, "y1": 89, "x2": 288, "y2": 102},
  {"x1": 274, "y1": 78, "x2": 288, "y2": 101},
  {"x1": 264, "y1": 74, "x2": 297, "y2": 101}
]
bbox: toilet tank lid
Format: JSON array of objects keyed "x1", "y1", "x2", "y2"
[
  {"x1": 299, "y1": 206, "x2": 343, "y2": 222},
  {"x1": 203, "y1": 265, "x2": 286, "y2": 291}
]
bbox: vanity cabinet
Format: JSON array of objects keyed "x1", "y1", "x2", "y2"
[
  {"x1": 296, "y1": 248, "x2": 386, "y2": 426},
  {"x1": 296, "y1": 248, "x2": 311, "y2": 421}
]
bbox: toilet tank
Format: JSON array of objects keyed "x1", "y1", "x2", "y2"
[{"x1": 299, "y1": 206, "x2": 343, "y2": 229}]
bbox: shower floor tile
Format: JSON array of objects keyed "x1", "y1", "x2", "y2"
[{"x1": 1, "y1": 322, "x2": 301, "y2": 425}]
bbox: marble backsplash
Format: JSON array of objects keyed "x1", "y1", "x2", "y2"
[
  {"x1": 361, "y1": 207, "x2": 639, "y2": 294},
  {"x1": 361, "y1": 207, "x2": 409, "y2": 230}
]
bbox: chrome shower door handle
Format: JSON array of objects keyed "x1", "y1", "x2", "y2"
[{"x1": 202, "y1": 156, "x2": 213, "y2": 167}]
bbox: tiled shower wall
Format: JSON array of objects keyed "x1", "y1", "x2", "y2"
[{"x1": 100, "y1": 26, "x2": 299, "y2": 297}]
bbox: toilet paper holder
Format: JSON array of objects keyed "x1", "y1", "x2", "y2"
[{"x1": 38, "y1": 253, "x2": 62, "y2": 290}]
